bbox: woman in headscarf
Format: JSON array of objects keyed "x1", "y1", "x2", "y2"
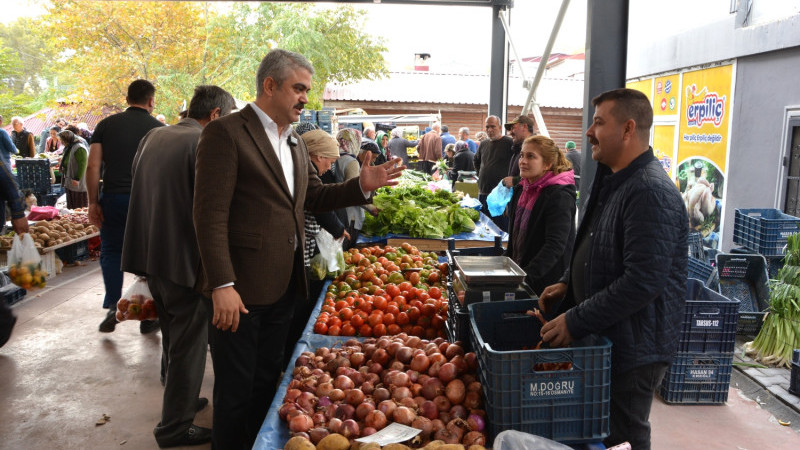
[
  {"x1": 505, "y1": 135, "x2": 576, "y2": 295},
  {"x1": 57, "y1": 130, "x2": 89, "y2": 209},
  {"x1": 376, "y1": 130, "x2": 389, "y2": 160},
  {"x1": 387, "y1": 127, "x2": 418, "y2": 167}
]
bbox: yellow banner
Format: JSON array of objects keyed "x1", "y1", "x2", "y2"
[
  {"x1": 677, "y1": 65, "x2": 732, "y2": 173},
  {"x1": 653, "y1": 125, "x2": 676, "y2": 177},
  {"x1": 625, "y1": 79, "x2": 652, "y2": 104},
  {"x1": 653, "y1": 74, "x2": 680, "y2": 117}
]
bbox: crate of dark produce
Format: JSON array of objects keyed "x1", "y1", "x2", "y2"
[
  {"x1": 659, "y1": 351, "x2": 734, "y2": 404},
  {"x1": 468, "y1": 300, "x2": 611, "y2": 444},
  {"x1": 679, "y1": 279, "x2": 739, "y2": 354},
  {"x1": 733, "y1": 208, "x2": 800, "y2": 257},
  {"x1": 716, "y1": 253, "x2": 770, "y2": 335}
]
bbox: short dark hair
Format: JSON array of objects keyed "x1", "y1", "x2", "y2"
[
  {"x1": 592, "y1": 88, "x2": 653, "y2": 141},
  {"x1": 441, "y1": 125, "x2": 449, "y2": 133},
  {"x1": 187, "y1": 85, "x2": 236, "y2": 120},
  {"x1": 256, "y1": 49, "x2": 314, "y2": 97},
  {"x1": 127, "y1": 79, "x2": 156, "y2": 105}
]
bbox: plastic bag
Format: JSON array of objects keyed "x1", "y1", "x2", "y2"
[
  {"x1": 27, "y1": 206, "x2": 59, "y2": 221},
  {"x1": 492, "y1": 430, "x2": 572, "y2": 450},
  {"x1": 8, "y1": 233, "x2": 46, "y2": 289},
  {"x1": 309, "y1": 229, "x2": 345, "y2": 280},
  {"x1": 115, "y1": 277, "x2": 157, "y2": 322},
  {"x1": 486, "y1": 180, "x2": 512, "y2": 217}
]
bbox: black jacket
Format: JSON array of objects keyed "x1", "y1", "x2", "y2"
[
  {"x1": 561, "y1": 149, "x2": 687, "y2": 374},
  {"x1": 448, "y1": 146, "x2": 475, "y2": 181},
  {"x1": 505, "y1": 182, "x2": 576, "y2": 296}
]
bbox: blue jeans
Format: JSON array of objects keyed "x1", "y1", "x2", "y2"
[{"x1": 99, "y1": 193, "x2": 130, "y2": 309}]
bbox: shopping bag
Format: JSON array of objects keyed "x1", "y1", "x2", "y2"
[
  {"x1": 309, "y1": 229, "x2": 345, "y2": 280},
  {"x1": 27, "y1": 206, "x2": 59, "y2": 221},
  {"x1": 115, "y1": 277, "x2": 157, "y2": 322},
  {"x1": 7, "y1": 233, "x2": 46, "y2": 289},
  {"x1": 486, "y1": 180, "x2": 512, "y2": 217}
]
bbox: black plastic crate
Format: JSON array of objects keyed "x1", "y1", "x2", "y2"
[
  {"x1": 716, "y1": 253, "x2": 770, "y2": 335},
  {"x1": 680, "y1": 279, "x2": 739, "y2": 353},
  {"x1": 733, "y1": 208, "x2": 800, "y2": 256},
  {"x1": 1, "y1": 283, "x2": 26, "y2": 306},
  {"x1": 731, "y1": 247, "x2": 785, "y2": 280},
  {"x1": 16, "y1": 158, "x2": 53, "y2": 194},
  {"x1": 54, "y1": 240, "x2": 89, "y2": 264},
  {"x1": 468, "y1": 300, "x2": 612, "y2": 444},
  {"x1": 791, "y1": 350, "x2": 800, "y2": 397},
  {"x1": 659, "y1": 351, "x2": 734, "y2": 404},
  {"x1": 688, "y1": 256, "x2": 719, "y2": 291}
]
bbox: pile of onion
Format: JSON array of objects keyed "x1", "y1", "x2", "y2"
[{"x1": 279, "y1": 335, "x2": 487, "y2": 447}]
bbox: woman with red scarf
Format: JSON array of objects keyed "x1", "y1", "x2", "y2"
[{"x1": 505, "y1": 135, "x2": 576, "y2": 295}]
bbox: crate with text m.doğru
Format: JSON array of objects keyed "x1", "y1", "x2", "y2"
[{"x1": 468, "y1": 299, "x2": 611, "y2": 445}]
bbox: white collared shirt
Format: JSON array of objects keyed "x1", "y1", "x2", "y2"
[{"x1": 250, "y1": 102, "x2": 294, "y2": 198}]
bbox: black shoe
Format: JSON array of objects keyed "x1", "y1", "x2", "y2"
[
  {"x1": 140, "y1": 318, "x2": 160, "y2": 334},
  {"x1": 195, "y1": 397, "x2": 209, "y2": 412},
  {"x1": 157, "y1": 424, "x2": 212, "y2": 448},
  {"x1": 98, "y1": 309, "x2": 117, "y2": 333}
]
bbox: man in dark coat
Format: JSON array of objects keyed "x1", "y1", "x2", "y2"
[
  {"x1": 538, "y1": 88, "x2": 688, "y2": 450},
  {"x1": 122, "y1": 85, "x2": 236, "y2": 448}
]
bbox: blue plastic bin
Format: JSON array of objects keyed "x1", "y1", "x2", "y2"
[
  {"x1": 468, "y1": 300, "x2": 611, "y2": 444},
  {"x1": 716, "y1": 253, "x2": 770, "y2": 335},
  {"x1": 688, "y1": 256, "x2": 719, "y2": 291},
  {"x1": 659, "y1": 351, "x2": 734, "y2": 404},
  {"x1": 679, "y1": 279, "x2": 739, "y2": 353},
  {"x1": 733, "y1": 208, "x2": 800, "y2": 256}
]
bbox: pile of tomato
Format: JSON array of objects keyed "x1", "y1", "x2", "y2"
[{"x1": 313, "y1": 243, "x2": 450, "y2": 339}]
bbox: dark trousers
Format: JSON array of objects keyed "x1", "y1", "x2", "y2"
[
  {"x1": 604, "y1": 362, "x2": 669, "y2": 450},
  {"x1": 99, "y1": 193, "x2": 129, "y2": 309},
  {"x1": 283, "y1": 269, "x2": 325, "y2": 367},
  {"x1": 211, "y1": 266, "x2": 299, "y2": 450},
  {"x1": 419, "y1": 160, "x2": 435, "y2": 175},
  {"x1": 147, "y1": 276, "x2": 211, "y2": 446}
]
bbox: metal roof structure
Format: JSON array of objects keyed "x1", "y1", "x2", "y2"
[{"x1": 323, "y1": 72, "x2": 584, "y2": 109}]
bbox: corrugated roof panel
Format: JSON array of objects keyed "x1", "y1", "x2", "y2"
[{"x1": 323, "y1": 72, "x2": 583, "y2": 109}]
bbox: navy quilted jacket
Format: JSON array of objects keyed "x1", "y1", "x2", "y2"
[{"x1": 562, "y1": 149, "x2": 687, "y2": 374}]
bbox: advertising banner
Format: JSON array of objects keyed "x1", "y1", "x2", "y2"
[{"x1": 653, "y1": 74, "x2": 681, "y2": 117}]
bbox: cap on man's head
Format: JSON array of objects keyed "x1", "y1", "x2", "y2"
[
  {"x1": 565, "y1": 141, "x2": 576, "y2": 150},
  {"x1": 504, "y1": 115, "x2": 535, "y2": 131},
  {"x1": 302, "y1": 129, "x2": 339, "y2": 159}
]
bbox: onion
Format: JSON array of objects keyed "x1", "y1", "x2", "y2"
[
  {"x1": 361, "y1": 380, "x2": 375, "y2": 396},
  {"x1": 334, "y1": 375, "x2": 355, "y2": 391},
  {"x1": 464, "y1": 352, "x2": 478, "y2": 371},
  {"x1": 284, "y1": 388, "x2": 302, "y2": 403},
  {"x1": 446, "y1": 418, "x2": 468, "y2": 440},
  {"x1": 288, "y1": 414, "x2": 313, "y2": 433},
  {"x1": 340, "y1": 419, "x2": 360, "y2": 438},
  {"x1": 463, "y1": 431, "x2": 486, "y2": 446},
  {"x1": 308, "y1": 427, "x2": 329, "y2": 444},
  {"x1": 446, "y1": 344, "x2": 465, "y2": 359},
  {"x1": 422, "y1": 377, "x2": 445, "y2": 400},
  {"x1": 365, "y1": 372, "x2": 380, "y2": 385},
  {"x1": 413, "y1": 396, "x2": 427, "y2": 407},
  {"x1": 373, "y1": 387, "x2": 391, "y2": 402},
  {"x1": 377, "y1": 399, "x2": 397, "y2": 418},
  {"x1": 329, "y1": 388, "x2": 345, "y2": 402},
  {"x1": 410, "y1": 353, "x2": 431, "y2": 373},
  {"x1": 361, "y1": 427, "x2": 377, "y2": 437},
  {"x1": 406, "y1": 370, "x2": 420, "y2": 384},
  {"x1": 326, "y1": 356, "x2": 350, "y2": 374},
  {"x1": 392, "y1": 406, "x2": 417, "y2": 425},
  {"x1": 369, "y1": 362, "x2": 383, "y2": 374},
  {"x1": 433, "y1": 395, "x2": 451, "y2": 412},
  {"x1": 438, "y1": 362, "x2": 457, "y2": 383},
  {"x1": 433, "y1": 337, "x2": 446, "y2": 346},
  {"x1": 345, "y1": 338, "x2": 361, "y2": 347},
  {"x1": 390, "y1": 360, "x2": 405, "y2": 371},
  {"x1": 315, "y1": 347, "x2": 330, "y2": 358},
  {"x1": 392, "y1": 386, "x2": 412, "y2": 400},
  {"x1": 399, "y1": 397, "x2": 417, "y2": 408},
  {"x1": 420, "y1": 400, "x2": 438, "y2": 419},
  {"x1": 467, "y1": 381, "x2": 482, "y2": 393},
  {"x1": 317, "y1": 396, "x2": 332, "y2": 408},
  {"x1": 349, "y1": 371, "x2": 365, "y2": 386},
  {"x1": 335, "y1": 403, "x2": 355, "y2": 421},
  {"x1": 450, "y1": 355, "x2": 468, "y2": 376},
  {"x1": 296, "y1": 392, "x2": 317, "y2": 413},
  {"x1": 356, "y1": 401, "x2": 376, "y2": 420},
  {"x1": 410, "y1": 383, "x2": 423, "y2": 397},
  {"x1": 412, "y1": 416, "x2": 433, "y2": 438},
  {"x1": 388, "y1": 371, "x2": 409, "y2": 387},
  {"x1": 397, "y1": 346, "x2": 415, "y2": 364},
  {"x1": 431, "y1": 419, "x2": 445, "y2": 434},
  {"x1": 372, "y1": 348, "x2": 390, "y2": 366},
  {"x1": 438, "y1": 342, "x2": 450, "y2": 355},
  {"x1": 467, "y1": 414, "x2": 485, "y2": 432},
  {"x1": 344, "y1": 389, "x2": 366, "y2": 406},
  {"x1": 406, "y1": 336, "x2": 422, "y2": 348},
  {"x1": 363, "y1": 343, "x2": 377, "y2": 360},
  {"x1": 438, "y1": 411, "x2": 451, "y2": 425},
  {"x1": 365, "y1": 409, "x2": 388, "y2": 430},
  {"x1": 350, "y1": 352, "x2": 366, "y2": 367},
  {"x1": 446, "y1": 379, "x2": 466, "y2": 405},
  {"x1": 433, "y1": 428, "x2": 460, "y2": 444},
  {"x1": 291, "y1": 431, "x2": 310, "y2": 441},
  {"x1": 387, "y1": 341, "x2": 403, "y2": 357},
  {"x1": 450, "y1": 404, "x2": 468, "y2": 420},
  {"x1": 295, "y1": 354, "x2": 311, "y2": 367},
  {"x1": 279, "y1": 402, "x2": 297, "y2": 421},
  {"x1": 429, "y1": 353, "x2": 447, "y2": 365},
  {"x1": 322, "y1": 404, "x2": 338, "y2": 421},
  {"x1": 315, "y1": 382, "x2": 333, "y2": 398},
  {"x1": 428, "y1": 361, "x2": 442, "y2": 377},
  {"x1": 464, "y1": 391, "x2": 482, "y2": 409},
  {"x1": 328, "y1": 417, "x2": 343, "y2": 434}
]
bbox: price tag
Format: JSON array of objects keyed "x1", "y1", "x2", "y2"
[
  {"x1": 355, "y1": 423, "x2": 422, "y2": 446},
  {"x1": 482, "y1": 291, "x2": 491, "y2": 302}
]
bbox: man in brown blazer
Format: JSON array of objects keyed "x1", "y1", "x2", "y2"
[{"x1": 193, "y1": 49, "x2": 403, "y2": 449}]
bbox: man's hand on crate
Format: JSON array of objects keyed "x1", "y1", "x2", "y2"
[
  {"x1": 541, "y1": 314, "x2": 573, "y2": 348},
  {"x1": 538, "y1": 282, "x2": 567, "y2": 314}
]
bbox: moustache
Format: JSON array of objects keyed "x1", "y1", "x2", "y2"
[{"x1": 294, "y1": 103, "x2": 305, "y2": 110}]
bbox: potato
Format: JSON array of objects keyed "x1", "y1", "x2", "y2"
[
  {"x1": 423, "y1": 442, "x2": 446, "y2": 450},
  {"x1": 355, "y1": 443, "x2": 380, "y2": 450},
  {"x1": 383, "y1": 445, "x2": 412, "y2": 450},
  {"x1": 434, "y1": 445, "x2": 465, "y2": 450},
  {"x1": 283, "y1": 436, "x2": 315, "y2": 450},
  {"x1": 467, "y1": 446, "x2": 487, "y2": 450},
  {"x1": 315, "y1": 433, "x2": 350, "y2": 450}
]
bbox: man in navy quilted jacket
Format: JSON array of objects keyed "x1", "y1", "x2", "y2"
[{"x1": 538, "y1": 88, "x2": 688, "y2": 450}]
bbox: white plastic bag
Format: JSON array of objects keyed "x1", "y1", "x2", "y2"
[
  {"x1": 115, "y1": 276, "x2": 157, "y2": 322},
  {"x1": 309, "y1": 229, "x2": 345, "y2": 280},
  {"x1": 492, "y1": 430, "x2": 572, "y2": 450},
  {"x1": 8, "y1": 233, "x2": 46, "y2": 289}
]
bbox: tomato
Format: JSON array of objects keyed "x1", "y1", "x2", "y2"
[
  {"x1": 428, "y1": 271, "x2": 440, "y2": 283},
  {"x1": 373, "y1": 323, "x2": 387, "y2": 337},
  {"x1": 321, "y1": 305, "x2": 336, "y2": 315},
  {"x1": 407, "y1": 306, "x2": 421, "y2": 323},
  {"x1": 393, "y1": 295, "x2": 406, "y2": 306},
  {"x1": 425, "y1": 327, "x2": 437, "y2": 340},
  {"x1": 341, "y1": 323, "x2": 356, "y2": 336},
  {"x1": 396, "y1": 311, "x2": 410, "y2": 326},
  {"x1": 328, "y1": 325, "x2": 341, "y2": 336},
  {"x1": 386, "y1": 304, "x2": 400, "y2": 317},
  {"x1": 373, "y1": 296, "x2": 388, "y2": 312},
  {"x1": 411, "y1": 325, "x2": 425, "y2": 337},
  {"x1": 428, "y1": 287, "x2": 442, "y2": 300},
  {"x1": 388, "y1": 272, "x2": 404, "y2": 284},
  {"x1": 410, "y1": 300, "x2": 423, "y2": 310},
  {"x1": 314, "y1": 321, "x2": 328, "y2": 334},
  {"x1": 386, "y1": 324, "x2": 401, "y2": 335},
  {"x1": 417, "y1": 291, "x2": 430, "y2": 302},
  {"x1": 368, "y1": 312, "x2": 384, "y2": 328},
  {"x1": 339, "y1": 307, "x2": 354, "y2": 321},
  {"x1": 417, "y1": 315, "x2": 432, "y2": 329},
  {"x1": 350, "y1": 314, "x2": 364, "y2": 328},
  {"x1": 407, "y1": 271, "x2": 420, "y2": 285},
  {"x1": 334, "y1": 300, "x2": 348, "y2": 311},
  {"x1": 382, "y1": 313, "x2": 396, "y2": 325},
  {"x1": 385, "y1": 284, "x2": 401, "y2": 298},
  {"x1": 359, "y1": 324, "x2": 373, "y2": 337},
  {"x1": 398, "y1": 281, "x2": 413, "y2": 292},
  {"x1": 431, "y1": 314, "x2": 445, "y2": 330},
  {"x1": 421, "y1": 303, "x2": 436, "y2": 317}
]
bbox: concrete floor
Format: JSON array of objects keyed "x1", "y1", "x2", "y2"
[{"x1": 1, "y1": 260, "x2": 799, "y2": 449}]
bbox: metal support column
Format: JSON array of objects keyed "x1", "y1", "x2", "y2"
[
  {"x1": 488, "y1": 5, "x2": 509, "y2": 123},
  {"x1": 578, "y1": 0, "x2": 629, "y2": 220}
]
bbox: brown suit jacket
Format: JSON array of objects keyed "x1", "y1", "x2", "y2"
[{"x1": 193, "y1": 104, "x2": 367, "y2": 306}]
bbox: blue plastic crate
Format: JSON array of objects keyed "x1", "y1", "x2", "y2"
[
  {"x1": 688, "y1": 231, "x2": 704, "y2": 260},
  {"x1": 688, "y1": 256, "x2": 719, "y2": 291},
  {"x1": 659, "y1": 351, "x2": 734, "y2": 404},
  {"x1": 54, "y1": 240, "x2": 89, "y2": 264},
  {"x1": 733, "y1": 208, "x2": 800, "y2": 256},
  {"x1": 716, "y1": 253, "x2": 770, "y2": 335},
  {"x1": 680, "y1": 279, "x2": 739, "y2": 353},
  {"x1": 468, "y1": 300, "x2": 611, "y2": 444},
  {"x1": 16, "y1": 158, "x2": 52, "y2": 194},
  {"x1": 300, "y1": 109, "x2": 317, "y2": 123},
  {"x1": 731, "y1": 247, "x2": 785, "y2": 280},
  {"x1": 1, "y1": 284, "x2": 26, "y2": 306}
]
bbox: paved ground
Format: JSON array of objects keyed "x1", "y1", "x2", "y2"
[{"x1": 1, "y1": 260, "x2": 799, "y2": 449}]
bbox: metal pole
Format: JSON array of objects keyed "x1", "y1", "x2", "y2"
[{"x1": 489, "y1": 5, "x2": 509, "y2": 122}]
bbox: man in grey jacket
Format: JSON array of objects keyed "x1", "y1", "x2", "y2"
[
  {"x1": 538, "y1": 88, "x2": 687, "y2": 450},
  {"x1": 122, "y1": 85, "x2": 236, "y2": 448}
]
